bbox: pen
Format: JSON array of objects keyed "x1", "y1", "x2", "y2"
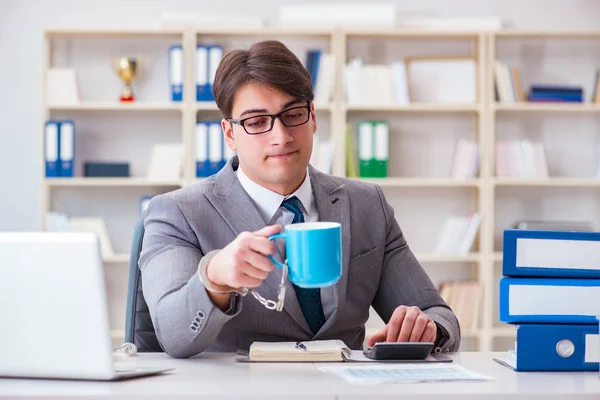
[{"x1": 295, "y1": 342, "x2": 307, "y2": 351}]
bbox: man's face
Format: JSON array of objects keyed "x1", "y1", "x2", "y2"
[{"x1": 222, "y1": 82, "x2": 317, "y2": 195}]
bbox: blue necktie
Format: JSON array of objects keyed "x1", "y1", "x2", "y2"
[{"x1": 281, "y1": 197, "x2": 326, "y2": 334}]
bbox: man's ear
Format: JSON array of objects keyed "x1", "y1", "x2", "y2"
[
  {"x1": 310, "y1": 102, "x2": 317, "y2": 135},
  {"x1": 222, "y1": 119, "x2": 237, "y2": 152}
]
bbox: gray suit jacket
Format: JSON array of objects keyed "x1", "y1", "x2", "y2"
[{"x1": 139, "y1": 157, "x2": 461, "y2": 358}]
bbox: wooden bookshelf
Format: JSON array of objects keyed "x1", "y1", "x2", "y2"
[
  {"x1": 493, "y1": 177, "x2": 600, "y2": 187},
  {"x1": 493, "y1": 103, "x2": 600, "y2": 113},
  {"x1": 103, "y1": 253, "x2": 130, "y2": 264},
  {"x1": 41, "y1": 27, "x2": 600, "y2": 353},
  {"x1": 356, "y1": 178, "x2": 481, "y2": 188},
  {"x1": 44, "y1": 178, "x2": 184, "y2": 187},
  {"x1": 48, "y1": 102, "x2": 184, "y2": 111},
  {"x1": 416, "y1": 253, "x2": 480, "y2": 263},
  {"x1": 344, "y1": 103, "x2": 481, "y2": 113}
]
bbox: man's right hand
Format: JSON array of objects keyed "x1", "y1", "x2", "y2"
[{"x1": 206, "y1": 225, "x2": 282, "y2": 291}]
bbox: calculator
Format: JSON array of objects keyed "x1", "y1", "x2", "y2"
[{"x1": 363, "y1": 342, "x2": 434, "y2": 360}]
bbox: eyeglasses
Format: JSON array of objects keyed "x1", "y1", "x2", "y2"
[{"x1": 228, "y1": 104, "x2": 311, "y2": 135}]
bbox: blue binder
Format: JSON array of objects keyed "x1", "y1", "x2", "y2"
[
  {"x1": 196, "y1": 45, "x2": 223, "y2": 102},
  {"x1": 500, "y1": 324, "x2": 599, "y2": 371},
  {"x1": 44, "y1": 121, "x2": 60, "y2": 178},
  {"x1": 208, "y1": 121, "x2": 225, "y2": 175},
  {"x1": 499, "y1": 277, "x2": 600, "y2": 324},
  {"x1": 196, "y1": 45, "x2": 211, "y2": 101},
  {"x1": 169, "y1": 45, "x2": 183, "y2": 102},
  {"x1": 59, "y1": 120, "x2": 75, "y2": 177},
  {"x1": 196, "y1": 122, "x2": 209, "y2": 177},
  {"x1": 503, "y1": 229, "x2": 600, "y2": 278}
]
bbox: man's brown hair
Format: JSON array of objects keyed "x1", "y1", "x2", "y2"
[{"x1": 212, "y1": 40, "x2": 314, "y2": 118}]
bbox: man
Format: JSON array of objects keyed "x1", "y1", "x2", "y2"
[{"x1": 139, "y1": 40, "x2": 460, "y2": 358}]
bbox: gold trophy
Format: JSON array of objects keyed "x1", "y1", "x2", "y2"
[{"x1": 112, "y1": 56, "x2": 141, "y2": 102}]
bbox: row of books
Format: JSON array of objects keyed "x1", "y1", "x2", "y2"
[
  {"x1": 495, "y1": 140, "x2": 548, "y2": 178},
  {"x1": 496, "y1": 229, "x2": 600, "y2": 371},
  {"x1": 356, "y1": 120, "x2": 390, "y2": 178},
  {"x1": 169, "y1": 45, "x2": 223, "y2": 102},
  {"x1": 494, "y1": 60, "x2": 596, "y2": 103},
  {"x1": 169, "y1": 45, "x2": 336, "y2": 105},
  {"x1": 305, "y1": 49, "x2": 335, "y2": 106},
  {"x1": 450, "y1": 139, "x2": 479, "y2": 179},
  {"x1": 44, "y1": 120, "x2": 75, "y2": 177},
  {"x1": 45, "y1": 119, "x2": 185, "y2": 181},
  {"x1": 195, "y1": 121, "x2": 234, "y2": 177},
  {"x1": 434, "y1": 212, "x2": 481, "y2": 255},
  {"x1": 310, "y1": 136, "x2": 335, "y2": 175},
  {"x1": 438, "y1": 280, "x2": 481, "y2": 332},
  {"x1": 345, "y1": 59, "x2": 410, "y2": 106}
]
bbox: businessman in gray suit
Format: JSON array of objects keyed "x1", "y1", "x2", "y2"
[{"x1": 139, "y1": 40, "x2": 461, "y2": 358}]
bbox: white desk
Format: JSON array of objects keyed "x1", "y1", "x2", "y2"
[{"x1": 1, "y1": 352, "x2": 599, "y2": 399}]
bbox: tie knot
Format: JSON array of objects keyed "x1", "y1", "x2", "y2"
[{"x1": 281, "y1": 196, "x2": 305, "y2": 224}]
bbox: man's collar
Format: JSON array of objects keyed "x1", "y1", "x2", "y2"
[{"x1": 236, "y1": 166, "x2": 313, "y2": 223}]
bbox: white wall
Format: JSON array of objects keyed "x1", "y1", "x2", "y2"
[{"x1": 2, "y1": 0, "x2": 600, "y2": 231}]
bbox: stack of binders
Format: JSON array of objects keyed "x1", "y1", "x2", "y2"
[
  {"x1": 196, "y1": 45, "x2": 223, "y2": 102},
  {"x1": 44, "y1": 120, "x2": 75, "y2": 178},
  {"x1": 196, "y1": 121, "x2": 235, "y2": 178},
  {"x1": 168, "y1": 44, "x2": 223, "y2": 102},
  {"x1": 357, "y1": 120, "x2": 389, "y2": 178},
  {"x1": 497, "y1": 229, "x2": 600, "y2": 371}
]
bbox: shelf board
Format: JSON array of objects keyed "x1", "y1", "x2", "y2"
[
  {"x1": 494, "y1": 103, "x2": 600, "y2": 113},
  {"x1": 48, "y1": 102, "x2": 183, "y2": 111},
  {"x1": 356, "y1": 177, "x2": 481, "y2": 188},
  {"x1": 197, "y1": 102, "x2": 334, "y2": 112},
  {"x1": 45, "y1": 178, "x2": 184, "y2": 187},
  {"x1": 345, "y1": 28, "x2": 481, "y2": 39},
  {"x1": 45, "y1": 29, "x2": 183, "y2": 38},
  {"x1": 195, "y1": 27, "x2": 334, "y2": 37},
  {"x1": 494, "y1": 177, "x2": 600, "y2": 187},
  {"x1": 196, "y1": 102, "x2": 219, "y2": 111},
  {"x1": 103, "y1": 253, "x2": 130, "y2": 264},
  {"x1": 491, "y1": 327, "x2": 517, "y2": 337},
  {"x1": 416, "y1": 253, "x2": 480, "y2": 263},
  {"x1": 494, "y1": 30, "x2": 600, "y2": 39},
  {"x1": 493, "y1": 252, "x2": 503, "y2": 262},
  {"x1": 345, "y1": 103, "x2": 481, "y2": 113}
]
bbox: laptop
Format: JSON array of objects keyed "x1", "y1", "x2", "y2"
[{"x1": 0, "y1": 232, "x2": 172, "y2": 380}]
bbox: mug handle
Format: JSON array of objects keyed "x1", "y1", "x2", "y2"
[
  {"x1": 247, "y1": 232, "x2": 288, "y2": 312},
  {"x1": 266, "y1": 233, "x2": 286, "y2": 269}
]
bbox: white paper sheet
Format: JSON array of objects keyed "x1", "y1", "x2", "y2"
[{"x1": 318, "y1": 363, "x2": 493, "y2": 385}]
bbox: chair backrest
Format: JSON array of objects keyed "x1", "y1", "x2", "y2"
[{"x1": 124, "y1": 217, "x2": 163, "y2": 352}]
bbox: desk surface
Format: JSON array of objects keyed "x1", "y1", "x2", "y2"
[{"x1": 1, "y1": 352, "x2": 599, "y2": 399}]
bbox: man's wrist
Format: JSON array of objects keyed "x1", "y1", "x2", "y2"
[
  {"x1": 433, "y1": 322, "x2": 450, "y2": 352},
  {"x1": 198, "y1": 250, "x2": 235, "y2": 293}
]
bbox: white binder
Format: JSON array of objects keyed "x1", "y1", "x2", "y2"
[
  {"x1": 196, "y1": 122, "x2": 208, "y2": 177},
  {"x1": 44, "y1": 121, "x2": 60, "y2": 178},
  {"x1": 169, "y1": 45, "x2": 183, "y2": 101},
  {"x1": 59, "y1": 121, "x2": 74, "y2": 177}
]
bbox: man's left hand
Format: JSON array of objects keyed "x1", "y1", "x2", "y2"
[{"x1": 367, "y1": 305, "x2": 437, "y2": 347}]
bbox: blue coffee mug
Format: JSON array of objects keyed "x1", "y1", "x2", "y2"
[{"x1": 268, "y1": 222, "x2": 342, "y2": 288}]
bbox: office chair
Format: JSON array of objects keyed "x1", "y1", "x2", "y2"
[{"x1": 124, "y1": 217, "x2": 163, "y2": 352}]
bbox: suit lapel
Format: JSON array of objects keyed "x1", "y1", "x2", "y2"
[
  {"x1": 204, "y1": 161, "x2": 266, "y2": 237},
  {"x1": 204, "y1": 157, "x2": 312, "y2": 335},
  {"x1": 309, "y1": 167, "x2": 350, "y2": 337}
]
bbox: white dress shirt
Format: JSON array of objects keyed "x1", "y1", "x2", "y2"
[{"x1": 236, "y1": 166, "x2": 335, "y2": 320}]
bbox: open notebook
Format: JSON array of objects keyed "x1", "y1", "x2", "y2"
[{"x1": 241, "y1": 340, "x2": 452, "y2": 363}]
